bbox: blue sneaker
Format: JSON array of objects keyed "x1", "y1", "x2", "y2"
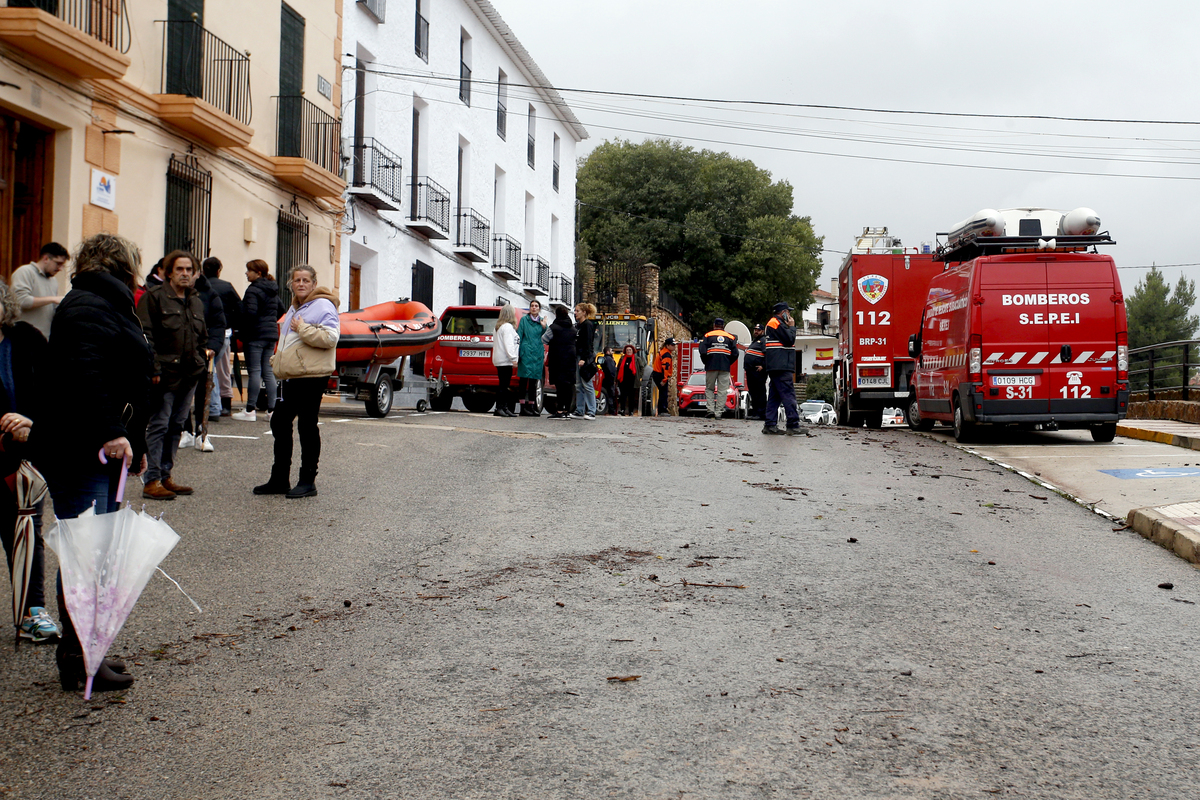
[{"x1": 19, "y1": 607, "x2": 60, "y2": 642}]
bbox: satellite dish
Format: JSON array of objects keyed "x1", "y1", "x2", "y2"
[{"x1": 726, "y1": 320, "x2": 751, "y2": 346}]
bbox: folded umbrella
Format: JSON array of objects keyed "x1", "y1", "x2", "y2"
[
  {"x1": 44, "y1": 504, "x2": 180, "y2": 699},
  {"x1": 7, "y1": 460, "x2": 48, "y2": 643}
]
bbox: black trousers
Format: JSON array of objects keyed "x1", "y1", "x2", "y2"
[
  {"x1": 271, "y1": 377, "x2": 326, "y2": 478},
  {"x1": 618, "y1": 378, "x2": 637, "y2": 414},
  {"x1": 747, "y1": 370, "x2": 767, "y2": 418},
  {"x1": 518, "y1": 376, "x2": 538, "y2": 404},
  {"x1": 652, "y1": 371, "x2": 669, "y2": 413},
  {"x1": 495, "y1": 365, "x2": 513, "y2": 412},
  {"x1": 602, "y1": 380, "x2": 617, "y2": 414}
]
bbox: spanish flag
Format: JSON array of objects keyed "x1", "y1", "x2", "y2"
[{"x1": 815, "y1": 347, "x2": 834, "y2": 364}]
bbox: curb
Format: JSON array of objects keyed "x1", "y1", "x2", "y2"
[
  {"x1": 1116, "y1": 423, "x2": 1200, "y2": 451},
  {"x1": 1126, "y1": 506, "x2": 1200, "y2": 565}
]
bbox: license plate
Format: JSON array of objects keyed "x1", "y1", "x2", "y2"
[
  {"x1": 993, "y1": 375, "x2": 1036, "y2": 386},
  {"x1": 857, "y1": 376, "x2": 889, "y2": 387},
  {"x1": 459, "y1": 349, "x2": 490, "y2": 358}
]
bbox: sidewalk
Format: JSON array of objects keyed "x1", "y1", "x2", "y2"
[{"x1": 1119, "y1": 418, "x2": 1200, "y2": 564}]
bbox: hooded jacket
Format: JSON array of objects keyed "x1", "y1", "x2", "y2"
[
  {"x1": 516, "y1": 313, "x2": 546, "y2": 379},
  {"x1": 240, "y1": 277, "x2": 283, "y2": 343},
  {"x1": 270, "y1": 287, "x2": 340, "y2": 380},
  {"x1": 35, "y1": 271, "x2": 153, "y2": 471}
]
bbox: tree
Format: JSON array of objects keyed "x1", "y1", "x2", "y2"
[
  {"x1": 576, "y1": 139, "x2": 822, "y2": 329},
  {"x1": 1125, "y1": 267, "x2": 1199, "y2": 349}
]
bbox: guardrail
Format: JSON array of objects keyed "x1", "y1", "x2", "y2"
[
  {"x1": 455, "y1": 208, "x2": 490, "y2": 257},
  {"x1": 20, "y1": 0, "x2": 130, "y2": 53},
  {"x1": 408, "y1": 176, "x2": 451, "y2": 232},
  {"x1": 346, "y1": 137, "x2": 403, "y2": 205},
  {"x1": 1130, "y1": 339, "x2": 1200, "y2": 400},
  {"x1": 523, "y1": 255, "x2": 549, "y2": 294}
]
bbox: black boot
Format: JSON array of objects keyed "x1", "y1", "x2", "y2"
[
  {"x1": 287, "y1": 468, "x2": 317, "y2": 499},
  {"x1": 56, "y1": 592, "x2": 133, "y2": 692},
  {"x1": 253, "y1": 466, "x2": 292, "y2": 495}
]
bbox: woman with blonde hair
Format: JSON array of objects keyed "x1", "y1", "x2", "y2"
[
  {"x1": 491, "y1": 302, "x2": 519, "y2": 417},
  {"x1": 573, "y1": 302, "x2": 598, "y2": 419},
  {"x1": 252, "y1": 265, "x2": 339, "y2": 498}
]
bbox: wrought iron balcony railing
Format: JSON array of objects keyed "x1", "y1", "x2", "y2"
[
  {"x1": 523, "y1": 254, "x2": 550, "y2": 294},
  {"x1": 549, "y1": 273, "x2": 573, "y2": 308},
  {"x1": 492, "y1": 234, "x2": 521, "y2": 277},
  {"x1": 346, "y1": 137, "x2": 403, "y2": 207},
  {"x1": 357, "y1": 0, "x2": 385, "y2": 23},
  {"x1": 407, "y1": 176, "x2": 451, "y2": 233},
  {"x1": 159, "y1": 19, "x2": 251, "y2": 125},
  {"x1": 455, "y1": 208, "x2": 490, "y2": 259},
  {"x1": 276, "y1": 95, "x2": 341, "y2": 174},
  {"x1": 11, "y1": 0, "x2": 130, "y2": 53}
]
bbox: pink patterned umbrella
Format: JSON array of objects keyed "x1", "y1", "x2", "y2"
[{"x1": 44, "y1": 505, "x2": 180, "y2": 699}]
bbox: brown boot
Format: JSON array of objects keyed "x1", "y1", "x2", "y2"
[
  {"x1": 162, "y1": 477, "x2": 193, "y2": 495},
  {"x1": 142, "y1": 480, "x2": 176, "y2": 501}
]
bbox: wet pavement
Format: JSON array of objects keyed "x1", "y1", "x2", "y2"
[{"x1": 2, "y1": 407, "x2": 1199, "y2": 799}]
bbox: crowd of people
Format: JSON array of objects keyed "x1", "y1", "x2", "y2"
[
  {"x1": 488, "y1": 299, "x2": 802, "y2": 431},
  {"x1": 0, "y1": 234, "x2": 340, "y2": 694}
]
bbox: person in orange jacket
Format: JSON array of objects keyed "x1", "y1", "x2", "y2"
[{"x1": 651, "y1": 337, "x2": 676, "y2": 416}]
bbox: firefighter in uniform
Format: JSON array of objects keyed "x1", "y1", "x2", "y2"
[
  {"x1": 763, "y1": 302, "x2": 801, "y2": 434},
  {"x1": 699, "y1": 318, "x2": 737, "y2": 419},
  {"x1": 743, "y1": 323, "x2": 767, "y2": 420},
  {"x1": 651, "y1": 337, "x2": 676, "y2": 416}
]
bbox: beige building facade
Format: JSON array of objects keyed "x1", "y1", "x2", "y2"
[{"x1": 0, "y1": 0, "x2": 346, "y2": 300}]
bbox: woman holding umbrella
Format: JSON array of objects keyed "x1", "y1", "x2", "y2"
[
  {"x1": 35, "y1": 233, "x2": 153, "y2": 692},
  {"x1": 0, "y1": 279, "x2": 59, "y2": 644}
]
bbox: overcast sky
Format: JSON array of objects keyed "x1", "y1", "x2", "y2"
[{"x1": 492, "y1": 0, "x2": 1200, "y2": 300}]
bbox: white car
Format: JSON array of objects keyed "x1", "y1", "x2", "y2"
[{"x1": 800, "y1": 401, "x2": 836, "y2": 425}]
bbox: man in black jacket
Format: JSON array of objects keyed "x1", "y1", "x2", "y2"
[
  {"x1": 699, "y1": 317, "x2": 737, "y2": 419},
  {"x1": 763, "y1": 302, "x2": 801, "y2": 435},
  {"x1": 136, "y1": 251, "x2": 208, "y2": 500},
  {"x1": 743, "y1": 323, "x2": 767, "y2": 420},
  {"x1": 202, "y1": 257, "x2": 241, "y2": 418}
]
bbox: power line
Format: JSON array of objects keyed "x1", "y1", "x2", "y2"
[{"x1": 358, "y1": 63, "x2": 1200, "y2": 127}]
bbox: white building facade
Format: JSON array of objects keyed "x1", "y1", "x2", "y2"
[{"x1": 339, "y1": 0, "x2": 587, "y2": 349}]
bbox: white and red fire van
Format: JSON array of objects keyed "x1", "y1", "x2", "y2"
[{"x1": 907, "y1": 207, "x2": 1129, "y2": 442}]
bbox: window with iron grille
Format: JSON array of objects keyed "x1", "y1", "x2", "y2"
[
  {"x1": 527, "y1": 105, "x2": 535, "y2": 168},
  {"x1": 414, "y1": 0, "x2": 429, "y2": 62},
  {"x1": 276, "y1": 202, "x2": 310, "y2": 308},
  {"x1": 357, "y1": 0, "x2": 385, "y2": 23},
  {"x1": 460, "y1": 280, "x2": 476, "y2": 306},
  {"x1": 163, "y1": 152, "x2": 212, "y2": 259},
  {"x1": 459, "y1": 31, "x2": 471, "y2": 106}
]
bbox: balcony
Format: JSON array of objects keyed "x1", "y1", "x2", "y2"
[
  {"x1": 453, "y1": 208, "x2": 490, "y2": 263},
  {"x1": 270, "y1": 95, "x2": 345, "y2": 199},
  {"x1": 491, "y1": 234, "x2": 521, "y2": 281},
  {"x1": 356, "y1": 0, "x2": 385, "y2": 23},
  {"x1": 154, "y1": 20, "x2": 252, "y2": 148},
  {"x1": 405, "y1": 176, "x2": 450, "y2": 239},
  {"x1": 549, "y1": 273, "x2": 573, "y2": 311},
  {"x1": 345, "y1": 137, "x2": 403, "y2": 211},
  {"x1": 0, "y1": 0, "x2": 130, "y2": 80},
  {"x1": 522, "y1": 254, "x2": 549, "y2": 297}
]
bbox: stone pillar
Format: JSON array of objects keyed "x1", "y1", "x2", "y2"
[
  {"x1": 582, "y1": 260, "x2": 596, "y2": 305},
  {"x1": 616, "y1": 283, "x2": 630, "y2": 313},
  {"x1": 640, "y1": 263, "x2": 660, "y2": 310}
]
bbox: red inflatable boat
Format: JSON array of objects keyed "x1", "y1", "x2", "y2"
[{"x1": 336, "y1": 300, "x2": 441, "y2": 363}]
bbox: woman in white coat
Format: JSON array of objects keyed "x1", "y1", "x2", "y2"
[{"x1": 491, "y1": 303, "x2": 520, "y2": 417}]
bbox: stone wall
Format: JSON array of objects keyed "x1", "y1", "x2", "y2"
[{"x1": 1128, "y1": 400, "x2": 1200, "y2": 423}]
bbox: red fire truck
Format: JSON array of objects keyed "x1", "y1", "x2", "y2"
[
  {"x1": 906, "y1": 207, "x2": 1128, "y2": 443},
  {"x1": 835, "y1": 228, "x2": 941, "y2": 428}
]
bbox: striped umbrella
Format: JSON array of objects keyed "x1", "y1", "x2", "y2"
[{"x1": 8, "y1": 461, "x2": 48, "y2": 639}]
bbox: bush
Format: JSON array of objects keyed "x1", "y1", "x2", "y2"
[{"x1": 803, "y1": 372, "x2": 833, "y2": 403}]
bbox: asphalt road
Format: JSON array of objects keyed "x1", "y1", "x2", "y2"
[{"x1": 2, "y1": 408, "x2": 1199, "y2": 799}]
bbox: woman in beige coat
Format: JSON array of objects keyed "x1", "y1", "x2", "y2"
[{"x1": 253, "y1": 265, "x2": 339, "y2": 498}]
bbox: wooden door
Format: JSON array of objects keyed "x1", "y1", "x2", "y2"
[{"x1": 0, "y1": 112, "x2": 51, "y2": 280}]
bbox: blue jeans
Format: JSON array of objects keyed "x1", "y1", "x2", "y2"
[
  {"x1": 145, "y1": 384, "x2": 197, "y2": 483},
  {"x1": 575, "y1": 366, "x2": 597, "y2": 415},
  {"x1": 765, "y1": 370, "x2": 800, "y2": 429},
  {"x1": 244, "y1": 340, "x2": 277, "y2": 412},
  {"x1": 209, "y1": 342, "x2": 227, "y2": 416}
]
